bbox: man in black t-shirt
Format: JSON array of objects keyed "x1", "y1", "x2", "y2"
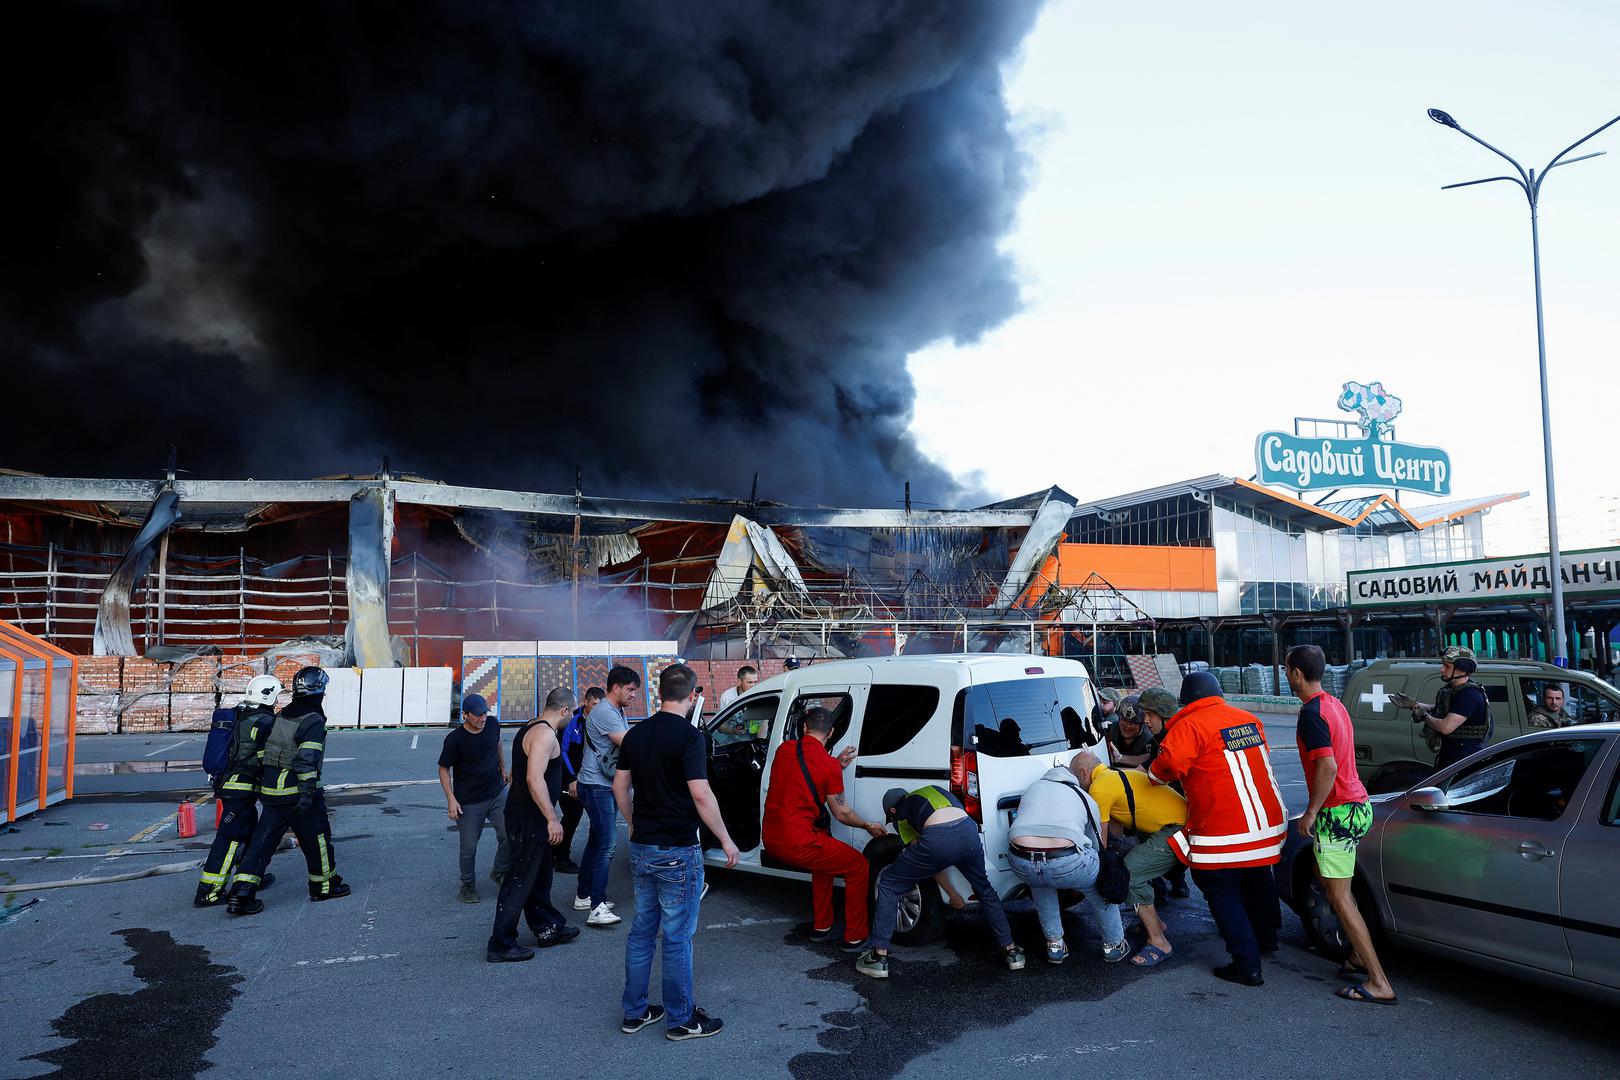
[
  {"x1": 612, "y1": 664, "x2": 740, "y2": 1042},
  {"x1": 438, "y1": 694, "x2": 511, "y2": 904}
]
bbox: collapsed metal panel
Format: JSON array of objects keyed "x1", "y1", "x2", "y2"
[
  {"x1": 346, "y1": 487, "x2": 396, "y2": 667},
  {"x1": 92, "y1": 489, "x2": 180, "y2": 656}
]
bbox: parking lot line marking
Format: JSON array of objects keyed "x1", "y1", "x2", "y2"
[
  {"x1": 702, "y1": 916, "x2": 792, "y2": 931},
  {"x1": 410, "y1": 734, "x2": 419, "y2": 750},
  {"x1": 295, "y1": 953, "x2": 400, "y2": 966},
  {"x1": 143, "y1": 738, "x2": 192, "y2": 758}
]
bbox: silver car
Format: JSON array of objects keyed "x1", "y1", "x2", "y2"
[{"x1": 1278, "y1": 722, "x2": 1620, "y2": 1005}]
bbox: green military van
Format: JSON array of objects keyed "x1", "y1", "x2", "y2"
[{"x1": 1344, "y1": 658, "x2": 1620, "y2": 793}]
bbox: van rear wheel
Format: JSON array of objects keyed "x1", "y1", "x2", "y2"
[{"x1": 866, "y1": 840, "x2": 947, "y2": 946}]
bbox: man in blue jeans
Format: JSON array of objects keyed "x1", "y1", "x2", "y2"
[
  {"x1": 856, "y1": 785, "x2": 1026, "y2": 979},
  {"x1": 1006, "y1": 753, "x2": 1129, "y2": 966},
  {"x1": 612, "y1": 663, "x2": 740, "y2": 1041},
  {"x1": 576, "y1": 665, "x2": 641, "y2": 926}
]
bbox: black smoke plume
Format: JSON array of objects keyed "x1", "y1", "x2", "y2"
[{"x1": 3, "y1": 2, "x2": 1041, "y2": 505}]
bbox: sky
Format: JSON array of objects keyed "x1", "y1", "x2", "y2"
[{"x1": 907, "y1": 1, "x2": 1620, "y2": 553}]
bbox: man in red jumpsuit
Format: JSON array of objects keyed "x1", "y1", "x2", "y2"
[{"x1": 763, "y1": 707, "x2": 888, "y2": 951}]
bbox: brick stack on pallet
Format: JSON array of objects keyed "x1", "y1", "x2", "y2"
[{"x1": 72, "y1": 651, "x2": 321, "y2": 735}]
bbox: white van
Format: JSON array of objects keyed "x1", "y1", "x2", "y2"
[{"x1": 700, "y1": 654, "x2": 1105, "y2": 944}]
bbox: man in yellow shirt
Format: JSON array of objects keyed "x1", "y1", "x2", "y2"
[{"x1": 1080, "y1": 734, "x2": 1188, "y2": 969}]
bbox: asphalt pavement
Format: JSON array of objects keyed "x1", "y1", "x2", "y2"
[{"x1": 3, "y1": 716, "x2": 1617, "y2": 1079}]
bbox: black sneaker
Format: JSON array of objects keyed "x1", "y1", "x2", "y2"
[
  {"x1": 535, "y1": 925, "x2": 581, "y2": 948},
  {"x1": 839, "y1": 938, "x2": 870, "y2": 954},
  {"x1": 1212, "y1": 963, "x2": 1263, "y2": 987},
  {"x1": 621, "y1": 1004, "x2": 666, "y2": 1034},
  {"x1": 486, "y1": 944, "x2": 535, "y2": 963},
  {"x1": 666, "y1": 1007, "x2": 723, "y2": 1041},
  {"x1": 808, "y1": 926, "x2": 840, "y2": 944}
]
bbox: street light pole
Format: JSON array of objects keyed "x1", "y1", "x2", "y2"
[{"x1": 1429, "y1": 107, "x2": 1620, "y2": 668}]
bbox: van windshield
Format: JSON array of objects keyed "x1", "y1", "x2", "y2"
[{"x1": 959, "y1": 676, "x2": 1100, "y2": 757}]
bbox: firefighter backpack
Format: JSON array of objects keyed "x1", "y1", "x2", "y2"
[{"x1": 202, "y1": 706, "x2": 239, "y2": 777}]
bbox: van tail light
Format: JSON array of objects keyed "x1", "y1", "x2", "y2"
[{"x1": 950, "y1": 745, "x2": 982, "y2": 823}]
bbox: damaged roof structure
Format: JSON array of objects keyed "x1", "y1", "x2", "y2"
[{"x1": 0, "y1": 470, "x2": 1102, "y2": 673}]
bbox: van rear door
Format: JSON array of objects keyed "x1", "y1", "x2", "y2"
[{"x1": 956, "y1": 673, "x2": 1104, "y2": 883}]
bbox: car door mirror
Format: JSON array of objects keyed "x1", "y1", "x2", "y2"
[{"x1": 1406, "y1": 785, "x2": 1449, "y2": 812}]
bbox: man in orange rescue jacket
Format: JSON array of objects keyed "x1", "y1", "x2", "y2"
[{"x1": 1148, "y1": 671, "x2": 1286, "y2": 987}]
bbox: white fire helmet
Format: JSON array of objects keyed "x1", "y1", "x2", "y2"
[{"x1": 244, "y1": 674, "x2": 284, "y2": 707}]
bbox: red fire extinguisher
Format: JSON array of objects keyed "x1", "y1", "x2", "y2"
[{"x1": 177, "y1": 801, "x2": 197, "y2": 839}]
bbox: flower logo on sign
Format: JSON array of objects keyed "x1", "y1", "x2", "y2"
[{"x1": 1337, "y1": 381, "x2": 1403, "y2": 441}]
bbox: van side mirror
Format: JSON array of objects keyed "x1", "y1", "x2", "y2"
[{"x1": 1407, "y1": 786, "x2": 1449, "y2": 812}]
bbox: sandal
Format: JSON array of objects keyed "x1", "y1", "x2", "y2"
[
  {"x1": 1130, "y1": 944, "x2": 1172, "y2": 968},
  {"x1": 1336, "y1": 983, "x2": 1397, "y2": 1006}
]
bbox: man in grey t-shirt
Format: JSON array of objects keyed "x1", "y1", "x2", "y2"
[{"x1": 574, "y1": 665, "x2": 640, "y2": 925}]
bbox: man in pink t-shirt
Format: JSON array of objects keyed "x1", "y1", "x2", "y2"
[{"x1": 1285, "y1": 645, "x2": 1397, "y2": 1006}]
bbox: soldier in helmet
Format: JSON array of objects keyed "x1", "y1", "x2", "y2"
[
  {"x1": 194, "y1": 674, "x2": 283, "y2": 906},
  {"x1": 1402, "y1": 647, "x2": 1493, "y2": 771},
  {"x1": 227, "y1": 666, "x2": 351, "y2": 914}
]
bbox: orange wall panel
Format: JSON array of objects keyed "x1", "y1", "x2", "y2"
[{"x1": 1054, "y1": 544, "x2": 1216, "y2": 592}]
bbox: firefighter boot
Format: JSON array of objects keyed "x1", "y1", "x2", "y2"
[
  {"x1": 226, "y1": 883, "x2": 264, "y2": 916},
  {"x1": 310, "y1": 875, "x2": 351, "y2": 902}
]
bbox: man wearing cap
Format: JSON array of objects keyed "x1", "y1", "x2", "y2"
[
  {"x1": 1092, "y1": 687, "x2": 1122, "y2": 734},
  {"x1": 1406, "y1": 647, "x2": 1493, "y2": 771},
  {"x1": 1148, "y1": 671, "x2": 1286, "y2": 987},
  {"x1": 1106, "y1": 694, "x2": 1154, "y2": 767},
  {"x1": 855, "y1": 785, "x2": 1025, "y2": 979},
  {"x1": 438, "y1": 693, "x2": 511, "y2": 904}
]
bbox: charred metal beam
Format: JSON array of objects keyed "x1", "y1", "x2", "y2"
[
  {"x1": 0, "y1": 475, "x2": 1037, "y2": 528},
  {"x1": 345, "y1": 487, "x2": 396, "y2": 667}
]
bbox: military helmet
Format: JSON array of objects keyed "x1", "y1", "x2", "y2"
[
  {"x1": 1098, "y1": 687, "x2": 1124, "y2": 705},
  {"x1": 291, "y1": 665, "x2": 329, "y2": 697},
  {"x1": 1115, "y1": 694, "x2": 1143, "y2": 724},
  {"x1": 1441, "y1": 646, "x2": 1477, "y2": 676},
  {"x1": 1138, "y1": 687, "x2": 1181, "y2": 720}
]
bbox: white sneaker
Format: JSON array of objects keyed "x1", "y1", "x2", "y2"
[
  {"x1": 573, "y1": 896, "x2": 592, "y2": 911},
  {"x1": 587, "y1": 903, "x2": 622, "y2": 927}
]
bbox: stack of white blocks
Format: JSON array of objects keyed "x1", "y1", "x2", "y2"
[{"x1": 323, "y1": 667, "x2": 453, "y2": 729}]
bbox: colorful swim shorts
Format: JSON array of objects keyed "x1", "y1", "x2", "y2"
[{"x1": 1311, "y1": 801, "x2": 1372, "y2": 879}]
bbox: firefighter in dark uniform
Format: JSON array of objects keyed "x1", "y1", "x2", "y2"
[
  {"x1": 1407, "y1": 647, "x2": 1493, "y2": 771},
  {"x1": 227, "y1": 666, "x2": 351, "y2": 914},
  {"x1": 194, "y1": 674, "x2": 283, "y2": 906}
]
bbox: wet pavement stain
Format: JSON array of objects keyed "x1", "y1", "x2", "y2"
[
  {"x1": 785, "y1": 898, "x2": 1215, "y2": 1080},
  {"x1": 24, "y1": 928, "x2": 244, "y2": 1079}
]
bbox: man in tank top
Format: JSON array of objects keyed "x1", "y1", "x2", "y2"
[{"x1": 487, "y1": 687, "x2": 581, "y2": 962}]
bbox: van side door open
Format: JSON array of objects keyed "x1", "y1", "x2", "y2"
[
  {"x1": 703, "y1": 692, "x2": 781, "y2": 853},
  {"x1": 772, "y1": 678, "x2": 869, "y2": 851}
]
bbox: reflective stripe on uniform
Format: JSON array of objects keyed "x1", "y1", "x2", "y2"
[
  {"x1": 221, "y1": 779, "x2": 256, "y2": 792},
  {"x1": 309, "y1": 835, "x2": 334, "y2": 891},
  {"x1": 297, "y1": 771, "x2": 318, "y2": 781},
  {"x1": 234, "y1": 873, "x2": 261, "y2": 886},
  {"x1": 298, "y1": 741, "x2": 324, "y2": 751}
]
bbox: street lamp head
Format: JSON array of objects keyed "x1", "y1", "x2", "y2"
[{"x1": 1428, "y1": 108, "x2": 1460, "y2": 129}]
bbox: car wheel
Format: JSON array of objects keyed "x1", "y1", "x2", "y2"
[
  {"x1": 866, "y1": 841, "x2": 947, "y2": 946},
  {"x1": 1293, "y1": 859, "x2": 1381, "y2": 961}
]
